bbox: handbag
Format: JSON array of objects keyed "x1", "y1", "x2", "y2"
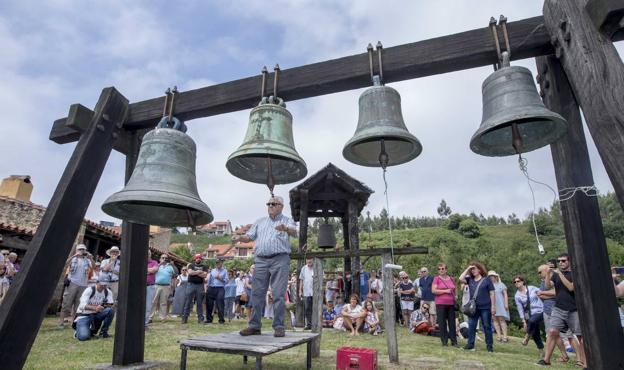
[
  {"x1": 461, "y1": 278, "x2": 485, "y2": 317},
  {"x1": 523, "y1": 287, "x2": 532, "y2": 320}
]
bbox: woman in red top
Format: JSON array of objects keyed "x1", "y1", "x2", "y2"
[{"x1": 432, "y1": 262, "x2": 457, "y2": 347}]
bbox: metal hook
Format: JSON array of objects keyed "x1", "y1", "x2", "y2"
[
  {"x1": 367, "y1": 43, "x2": 374, "y2": 84},
  {"x1": 168, "y1": 86, "x2": 178, "y2": 123},
  {"x1": 273, "y1": 64, "x2": 280, "y2": 99},
  {"x1": 162, "y1": 88, "x2": 171, "y2": 118},
  {"x1": 376, "y1": 41, "x2": 384, "y2": 85},
  {"x1": 499, "y1": 15, "x2": 511, "y2": 60},
  {"x1": 489, "y1": 17, "x2": 502, "y2": 70},
  {"x1": 260, "y1": 66, "x2": 268, "y2": 99}
]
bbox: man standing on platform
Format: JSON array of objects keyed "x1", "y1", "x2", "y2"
[
  {"x1": 183, "y1": 254, "x2": 208, "y2": 324},
  {"x1": 205, "y1": 257, "x2": 228, "y2": 324},
  {"x1": 235, "y1": 195, "x2": 297, "y2": 338}
]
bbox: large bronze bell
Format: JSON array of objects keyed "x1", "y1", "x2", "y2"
[
  {"x1": 317, "y1": 220, "x2": 336, "y2": 249},
  {"x1": 470, "y1": 52, "x2": 567, "y2": 156},
  {"x1": 226, "y1": 96, "x2": 307, "y2": 185},
  {"x1": 343, "y1": 80, "x2": 422, "y2": 167},
  {"x1": 102, "y1": 117, "x2": 213, "y2": 227}
]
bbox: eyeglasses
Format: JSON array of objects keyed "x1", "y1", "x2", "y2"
[
  {"x1": 1, "y1": 253, "x2": 9, "y2": 256},
  {"x1": 266, "y1": 202, "x2": 282, "y2": 207},
  {"x1": 437, "y1": 267, "x2": 446, "y2": 270},
  {"x1": 557, "y1": 259, "x2": 568, "y2": 263},
  {"x1": 422, "y1": 306, "x2": 429, "y2": 310}
]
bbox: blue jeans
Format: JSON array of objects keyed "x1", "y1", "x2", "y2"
[
  {"x1": 249, "y1": 253, "x2": 289, "y2": 330},
  {"x1": 527, "y1": 313, "x2": 544, "y2": 349},
  {"x1": 75, "y1": 308, "x2": 115, "y2": 341},
  {"x1": 145, "y1": 285, "x2": 156, "y2": 326},
  {"x1": 467, "y1": 308, "x2": 493, "y2": 350}
]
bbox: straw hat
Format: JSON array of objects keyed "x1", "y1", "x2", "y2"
[
  {"x1": 106, "y1": 246, "x2": 121, "y2": 256},
  {"x1": 487, "y1": 270, "x2": 499, "y2": 278}
]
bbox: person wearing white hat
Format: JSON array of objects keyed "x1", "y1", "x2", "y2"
[
  {"x1": 58, "y1": 244, "x2": 94, "y2": 329},
  {"x1": 99, "y1": 246, "x2": 121, "y2": 299}
]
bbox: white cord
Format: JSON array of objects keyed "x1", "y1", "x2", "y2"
[
  {"x1": 382, "y1": 167, "x2": 395, "y2": 264},
  {"x1": 517, "y1": 156, "x2": 598, "y2": 255}
]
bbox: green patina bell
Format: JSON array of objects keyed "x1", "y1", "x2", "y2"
[
  {"x1": 343, "y1": 77, "x2": 422, "y2": 167},
  {"x1": 102, "y1": 117, "x2": 213, "y2": 227},
  {"x1": 226, "y1": 96, "x2": 307, "y2": 185}
]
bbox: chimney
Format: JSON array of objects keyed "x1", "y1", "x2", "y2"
[{"x1": 0, "y1": 175, "x2": 33, "y2": 202}]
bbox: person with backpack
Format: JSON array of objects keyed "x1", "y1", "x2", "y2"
[
  {"x1": 459, "y1": 261, "x2": 495, "y2": 352},
  {"x1": 73, "y1": 279, "x2": 115, "y2": 341}
]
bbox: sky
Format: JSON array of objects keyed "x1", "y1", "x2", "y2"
[{"x1": 0, "y1": 1, "x2": 622, "y2": 229}]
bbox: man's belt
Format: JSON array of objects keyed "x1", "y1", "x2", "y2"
[{"x1": 258, "y1": 252, "x2": 288, "y2": 259}]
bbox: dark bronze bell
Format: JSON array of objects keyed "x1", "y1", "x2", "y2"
[
  {"x1": 226, "y1": 97, "x2": 307, "y2": 185},
  {"x1": 343, "y1": 79, "x2": 422, "y2": 167},
  {"x1": 317, "y1": 221, "x2": 336, "y2": 249},
  {"x1": 470, "y1": 52, "x2": 567, "y2": 156},
  {"x1": 102, "y1": 117, "x2": 213, "y2": 227}
]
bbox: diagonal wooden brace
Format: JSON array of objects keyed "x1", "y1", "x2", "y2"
[{"x1": 0, "y1": 87, "x2": 129, "y2": 370}]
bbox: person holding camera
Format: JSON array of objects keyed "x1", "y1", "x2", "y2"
[
  {"x1": 459, "y1": 261, "x2": 495, "y2": 352},
  {"x1": 58, "y1": 244, "x2": 94, "y2": 329},
  {"x1": 99, "y1": 246, "x2": 121, "y2": 299},
  {"x1": 74, "y1": 278, "x2": 115, "y2": 340},
  {"x1": 151, "y1": 254, "x2": 176, "y2": 322}
]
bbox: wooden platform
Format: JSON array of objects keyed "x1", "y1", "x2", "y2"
[{"x1": 179, "y1": 331, "x2": 319, "y2": 370}]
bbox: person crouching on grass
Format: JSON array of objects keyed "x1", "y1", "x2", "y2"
[
  {"x1": 341, "y1": 294, "x2": 366, "y2": 336},
  {"x1": 73, "y1": 279, "x2": 115, "y2": 341},
  {"x1": 363, "y1": 299, "x2": 381, "y2": 335}
]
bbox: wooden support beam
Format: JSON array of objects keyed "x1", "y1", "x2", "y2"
[
  {"x1": 586, "y1": 0, "x2": 624, "y2": 38},
  {"x1": 51, "y1": 16, "x2": 624, "y2": 145},
  {"x1": 382, "y1": 253, "x2": 399, "y2": 364},
  {"x1": 544, "y1": 0, "x2": 624, "y2": 210},
  {"x1": 0, "y1": 235, "x2": 30, "y2": 251},
  {"x1": 348, "y1": 201, "x2": 360, "y2": 299},
  {"x1": 112, "y1": 131, "x2": 151, "y2": 365},
  {"x1": 290, "y1": 247, "x2": 428, "y2": 260},
  {"x1": 342, "y1": 219, "x2": 351, "y2": 298},
  {"x1": 536, "y1": 54, "x2": 624, "y2": 370},
  {"x1": 50, "y1": 104, "x2": 134, "y2": 154},
  {"x1": 310, "y1": 258, "x2": 323, "y2": 358},
  {"x1": 0, "y1": 87, "x2": 128, "y2": 370}
]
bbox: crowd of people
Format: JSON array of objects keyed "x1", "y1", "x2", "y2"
[
  {"x1": 13, "y1": 193, "x2": 623, "y2": 369},
  {"x1": 0, "y1": 249, "x2": 20, "y2": 303}
]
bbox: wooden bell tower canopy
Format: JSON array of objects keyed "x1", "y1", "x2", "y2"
[{"x1": 289, "y1": 163, "x2": 373, "y2": 222}]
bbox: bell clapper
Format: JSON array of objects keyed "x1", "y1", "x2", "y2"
[
  {"x1": 511, "y1": 122, "x2": 524, "y2": 155},
  {"x1": 266, "y1": 156, "x2": 275, "y2": 197}
]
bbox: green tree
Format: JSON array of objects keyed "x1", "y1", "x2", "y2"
[
  {"x1": 458, "y1": 219, "x2": 481, "y2": 238},
  {"x1": 437, "y1": 199, "x2": 452, "y2": 218},
  {"x1": 447, "y1": 214, "x2": 464, "y2": 230}
]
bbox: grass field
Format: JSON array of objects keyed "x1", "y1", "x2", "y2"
[{"x1": 25, "y1": 316, "x2": 575, "y2": 369}]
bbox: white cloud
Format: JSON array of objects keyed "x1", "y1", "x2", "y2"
[{"x1": 0, "y1": 0, "x2": 621, "y2": 229}]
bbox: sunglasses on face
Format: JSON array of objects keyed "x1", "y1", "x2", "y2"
[
  {"x1": 266, "y1": 202, "x2": 282, "y2": 207},
  {"x1": 558, "y1": 259, "x2": 568, "y2": 263},
  {"x1": 422, "y1": 306, "x2": 429, "y2": 310}
]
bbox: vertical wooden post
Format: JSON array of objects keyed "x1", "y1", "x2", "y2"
[
  {"x1": 0, "y1": 87, "x2": 128, "y2": 370},
  {"x1": 382, "y1": 253, "x2": 398, "y2": 364},
  {"x1": 543, "y1": 0, "x2": 624, "y2": 209},
  {"x1": 311, "y1": 257, "x2": 323, "y2": 357},
  {"x1": 342, "y1": 218, "x2": 351, "y2": 297},
  {"x1": 112, "y1": 130, "x2": 151, "y2": 365},
  {"x1": 348, "y1": 201, "x2": 360, "y2": 299},
  {"x1": 536, "y1": 55, "x2": 624, "y2": 370},
  {"x1": 296, "y1": 189, "x2": 308, "y2": 327}
]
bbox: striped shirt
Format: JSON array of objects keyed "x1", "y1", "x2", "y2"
[{"x1": 246, "y1": 213, "x2": 296, "y2": 257}]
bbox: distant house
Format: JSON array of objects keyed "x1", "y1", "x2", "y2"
[
  {"x1": 204, "y1": 241, "x2": 255, "y2": 260},
  {"x1": 196, "y1": 220, "x2": 233, "y2": 236}
]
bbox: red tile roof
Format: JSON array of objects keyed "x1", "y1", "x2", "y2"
[{"x1": 0, "y1": 222, "x2": 35, "y2": 236}]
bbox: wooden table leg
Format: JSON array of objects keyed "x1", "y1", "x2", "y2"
[
  {"x1": 255, "y1": 356, "x2": 262, "y2": 370},
  {"x1": 243, "y1": 355, "x2": 248, "y2": 364},
  {"x1": 307, "y1": 341, "x2": 312, "y2": 369},
  {"x1": 180, "y1": 347, "x2": 187, "y2": 370}
]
